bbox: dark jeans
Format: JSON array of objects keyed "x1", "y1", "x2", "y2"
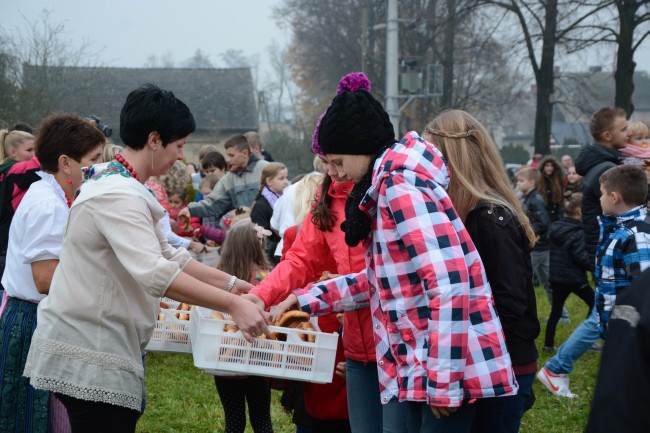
[
  {"x1": 344, "y1": 359, "x2": 387, "y2": 433},
  {"x1": 397, "y1": 400, "x2": 477, "y2": 433},
  {"x1": 55, "y1": 393, "x2": 139, "y2": 433},
  {"x1": 469, "y1": 373, "x2": 535, "y2": 433},
  {"x1": 544, "y1": 283, "x2": 594, "y2": 348}
]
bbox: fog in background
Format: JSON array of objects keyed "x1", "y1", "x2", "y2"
[{"x1": 3, "y1": 0, "x2": 648, "y2": 77}]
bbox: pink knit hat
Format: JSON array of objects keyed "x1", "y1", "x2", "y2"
[{"x1": 311, "y1": 72, "x2": 372, "y2": 155}]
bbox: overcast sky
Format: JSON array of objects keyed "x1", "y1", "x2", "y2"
[
  {"x1": 0, "y1": 0, "x2": 290, "y2": 72},
  {"x1": 2, "y1": 0, "x2": 649, "y2": 81}
]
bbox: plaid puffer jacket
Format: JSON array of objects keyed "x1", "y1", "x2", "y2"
[{"x1": 295, "y1": 131, "x2": 517, "y2": 407}]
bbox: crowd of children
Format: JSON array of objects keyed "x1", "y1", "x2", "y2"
[{"x1": 0, "y1": 76, "x2": 648, "y2": 433}]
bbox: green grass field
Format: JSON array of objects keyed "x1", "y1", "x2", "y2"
[{"x1": 137, "y1": 286, "x2": 600, "y2": 433}]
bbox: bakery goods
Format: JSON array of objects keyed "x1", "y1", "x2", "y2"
[{"x1": 276, "y1": 310, "x2": 310, "y2": 328}]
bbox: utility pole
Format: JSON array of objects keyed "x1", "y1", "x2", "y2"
[{"x1": 385, "y1": 0, "x2": 399, "y2": 136}]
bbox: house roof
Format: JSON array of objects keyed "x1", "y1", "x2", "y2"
[
  {"x1": 551, "y1": 122, "x2": 591, "y2": 146},
  {"x1": 559, "y1": 69, "x2": 650, "y2": 117},
  {"x1": 22, "y1": 65, "x2": 259, "y2": 138}
]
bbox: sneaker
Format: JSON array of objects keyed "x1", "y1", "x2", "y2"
[
  {"x1": 587, "y1": 342, "x2": 603, "y2": 353},
  {"x1": 536, "y1": 366, "x2": 578, "y2": 398},
  {"x1": 559, "y1": 317, "x2": 571, "y2": 324},
  {"x1": 542, "y1": 345, "x2": 555, "y2": 353}
]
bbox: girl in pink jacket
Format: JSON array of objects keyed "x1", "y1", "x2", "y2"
[{"x1": 276, "y1": 88, "x2": 517, "y2": 432}]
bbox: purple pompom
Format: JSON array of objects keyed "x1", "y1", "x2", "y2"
[
  {"x1": 336, "y1": 72, "x2": 371, "y2": 94},
  {"x1": 312, "y1": 72, "x2": 372, "y2": 155},
  {"x1": 311, "y1": 111, "x2": 326, "y2": 155}
]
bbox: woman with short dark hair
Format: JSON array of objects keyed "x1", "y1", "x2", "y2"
[
  {"x1": 0, "y1": 113, "x2": 105, "y2": 433},
  {"x1": 24, "y1": 85, "x2": 268, "y2": 433}
]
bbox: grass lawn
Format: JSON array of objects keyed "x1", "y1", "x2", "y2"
[{"x1": 137, "y1": 286, "x2": 600, "y2": 433}]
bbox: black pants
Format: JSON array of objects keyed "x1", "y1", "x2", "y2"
[
  {"x1": 544, "y1": 282, "x2": 594, "y2": 347},
  {"x1": 312, "y1": 418, "x2": 351, "y2": 433},
  {"x1": 214, "y1": 376, "x2": 273, "y2": 433},
  {"x1": 55, "y1": 393, "x2": 140, "y2": 433}
]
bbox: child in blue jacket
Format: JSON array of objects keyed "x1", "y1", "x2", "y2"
[{"x1": 595, "y1": 165, "x2": 650, "y2": 338}]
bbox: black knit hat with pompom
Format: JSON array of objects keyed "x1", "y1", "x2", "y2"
[{"x1": 317, "y1": 90, "x2": 395, "y2": 156}]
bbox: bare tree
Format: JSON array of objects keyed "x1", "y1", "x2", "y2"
[
  {"x1": 182, "y1": 49, "x2": 214, "y2": 68},
  {"x1": 0, "y1": 9, "x2": 98, "y2": 124},
  {"x1": 276, "y1": 0, "x2": 519, "y2": 139},
  {"x1": 581, "y1": 1, "x2": 650, "y2": 116},
  {"x1": 481, "y1": 0, "x2": 611, "y2": 155}
]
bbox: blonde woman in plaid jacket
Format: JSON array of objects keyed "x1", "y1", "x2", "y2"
[{"x1": 273, "y1": 89, "x2": 516, "y2": 433}]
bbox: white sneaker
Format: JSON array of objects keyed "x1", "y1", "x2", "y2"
[{"x1": 536, "y1": 366, "x2": 578, "y2": 398}]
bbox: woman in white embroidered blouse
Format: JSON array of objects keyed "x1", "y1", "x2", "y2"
[
  {"x1": 0, "y1": 114, "x2": 105, "y2": 433},
  {"x1": 24, "y1": 85, "x2": 269, "y2": 433}
]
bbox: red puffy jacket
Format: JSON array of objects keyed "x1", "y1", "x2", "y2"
[{"x1": 250, "y1": 179, "x2": 375, "y2": 363}]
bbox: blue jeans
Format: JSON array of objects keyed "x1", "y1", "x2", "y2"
[
  {"x1": 395, "y1": 401, "x2": 476, "y2": 433},
  {"x1": 346, "y1": 359, "x2": 382, "y2": 433},
  {"x1": 464, "y1": 373, "x2": 534, "y2": 433},
  {"x1": 501, "y1": 373, "x2": 535, "y2": 433},
  {"x1": 382, "y1": 398, "x2": 408, "y2": 433},
  {"x1": 545, "y1": 307, "x2": 600, "y2": 374}
]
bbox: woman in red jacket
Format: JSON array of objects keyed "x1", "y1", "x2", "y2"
[{"x1": 247, "y1": 73, "x2": 403, "y2": 433}]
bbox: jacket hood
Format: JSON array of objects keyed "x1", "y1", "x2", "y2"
[
  {"x1": 574, "y1": 144, "x2": 620, "y2": 176},
  {"x1": 0, "y1": 158, "x2": 17, "y2": 174},
  {"x1": 550, "y1": 218, "x2": 582, "y2": 244},
  {"x1": 361, "y1": 131, "x2": 449, "y2": 216}
]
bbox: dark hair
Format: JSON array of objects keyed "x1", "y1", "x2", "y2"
[
  {"x1": 311, "y1": 176, "x2": 336, "y2": 231},
  {"x1": 223, "y1": 134, "x2": 250, "y2": 152},
  {"x1": 563, "y1": 192, "x2": 582, "y2": 217},
  {"x1": 599, "y1": 165, "x2": 648, "y2": 206},
  {"x1": 537, "y1": 155, "x2": 564, "y2": 206},
  {"x1": 119, "y1": 84, "x2": 195, "y2": 150},
  {"x1": 10, "y1": 122, "x2": 35, "y2": 134},
  {"x1": 201, "y1": 151, "x2": 227, "y2": 171},
  {"x1": 36, "y1": 114, "x2": 105, "y2": 173},
  {"x1": 590, "y1": 107, "x2": 627, "y2": 142}
]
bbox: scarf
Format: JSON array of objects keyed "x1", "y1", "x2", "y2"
[
  {"x1": 341, "y1": 145, "x2": 390, "y2": 247},
  {"x1": 74, "y1": 161, "x2": 165, "y2": 223},
  {"x1": 620, "y1": 144, "x2": 650, "y2": 159},
  {"x1": 261, "y1": 186, "x2": 280, "y2": 208}
]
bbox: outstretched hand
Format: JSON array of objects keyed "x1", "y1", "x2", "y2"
[
  {"x1": 273, "y1": 294, "x2": 299, "y2": 324},
  {"x1": 241, "y1": 293, "x2": 266, "y2": 309},
  {"x1": 179, "y1": 207, "x2": 191, "y2": 219},
  {"x1": 230, "y1": 297, "x2": 270, "y2": 343}
]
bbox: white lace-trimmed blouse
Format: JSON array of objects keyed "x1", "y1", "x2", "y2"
[
  {"x1": 1, "y1": 172, "x2": 69, "y2": 303},
  {"x1": 24, "y1": 163, "x2": 191, "y2": 411}
]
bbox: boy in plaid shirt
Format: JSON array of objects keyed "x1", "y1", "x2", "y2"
[{"x1": 595, "y1": 164, "x2": 650, "y2": 338}]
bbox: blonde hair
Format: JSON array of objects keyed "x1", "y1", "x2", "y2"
[
  {"x1": 217, "y1": 221, "x2": 270, "y2": 283},
  {"x1": 101, "y1": 142, "x2": 123, "y2": 162},
  {"x1": 517, "y1": 166, "x2": 541, "y2": 184},
  {"x1": 0, "y1": 129, "x2": 35, "y2": 161},
  {"x1": 160, "y1": 160, "x2": 190, "y2": 197},
  {"x1": 198, "y1": 144, "x2": 220, "y2": 162},
  {"x1": 629, "y1": 120, "x2": 649, "y2": 138},
  {"x1": 423, "y1": 110, "x2": 536, "y2": 249},
  {"x1": 259, "y1": 162, "x2": 287, "y2": 193},
  {"x1": 293, "y1": 172, "x2": 324, "y2": 223},
  {"x1": 313, "y1": 155, "x2": 328, "y2": 174}
]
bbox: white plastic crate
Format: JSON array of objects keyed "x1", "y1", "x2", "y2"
[
  {"x1": 190, "y1": 306, "x2": 339, "y2": 383},
  {"x1": 145, "y1": 298, "x2": 193, "y2": 353}
]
